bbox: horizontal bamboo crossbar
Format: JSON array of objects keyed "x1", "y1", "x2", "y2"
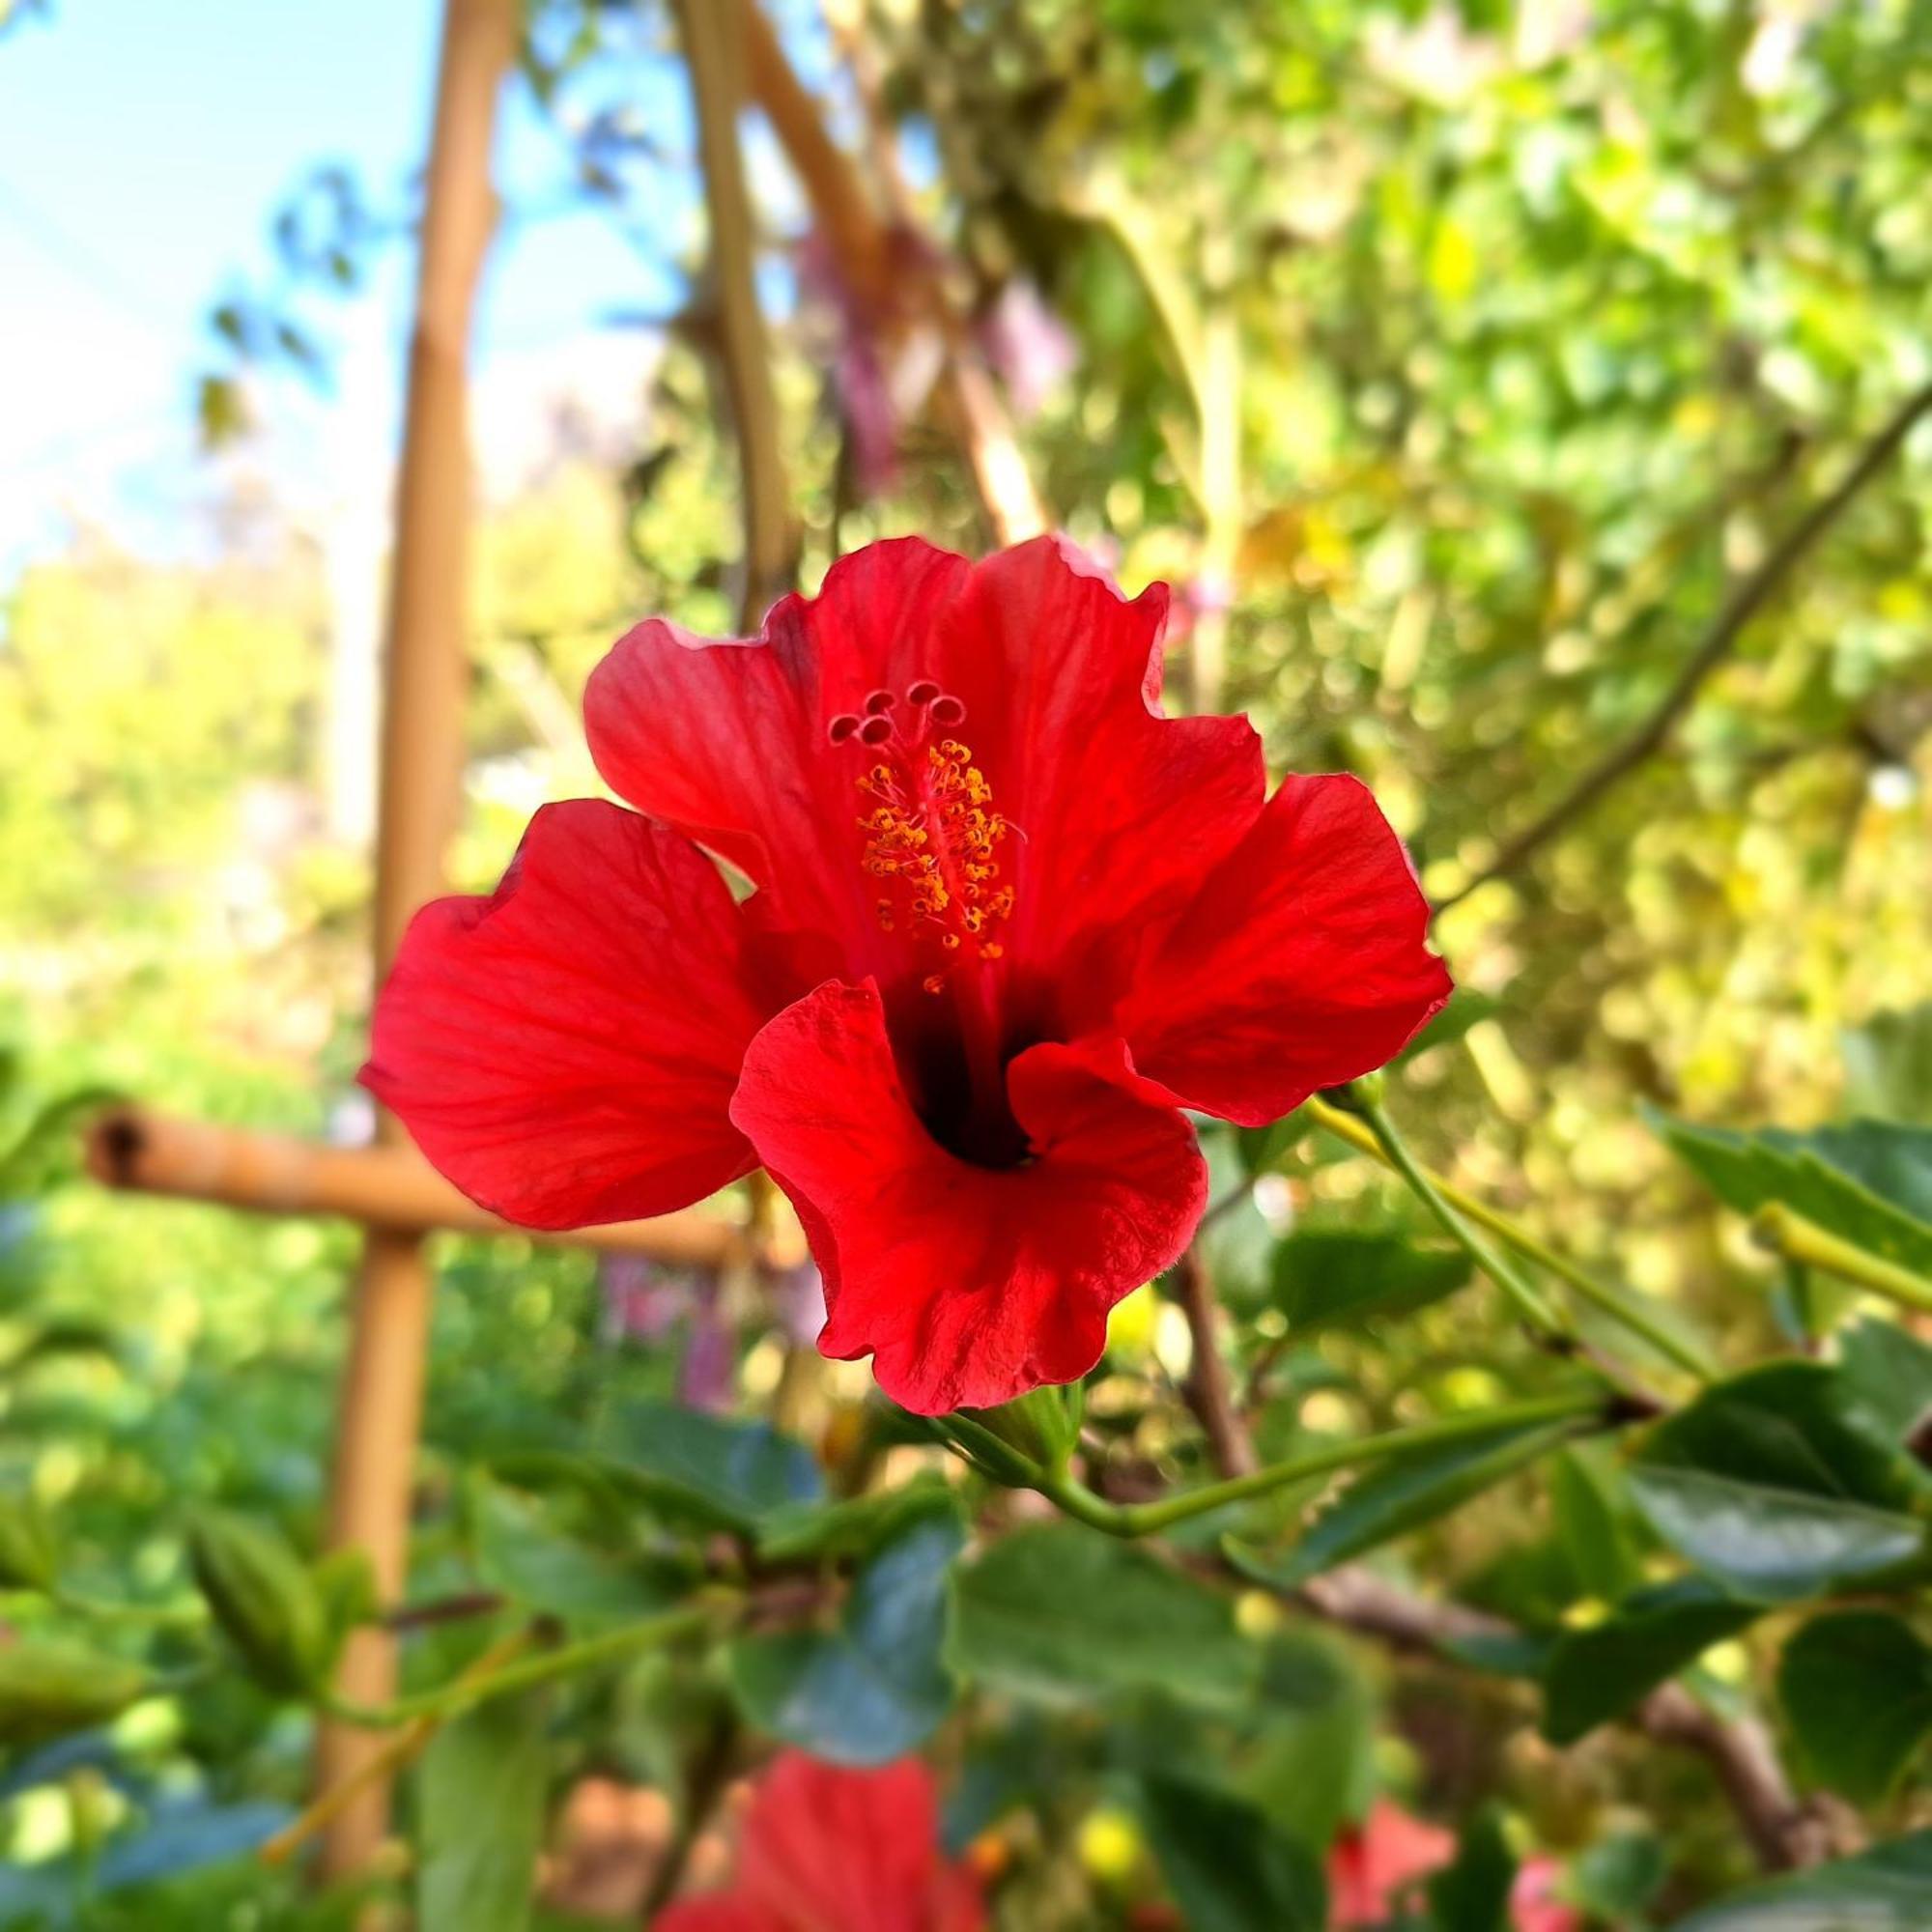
[{"x1": 84, "y1": 1105, "x2": 747, "y2": 1268}]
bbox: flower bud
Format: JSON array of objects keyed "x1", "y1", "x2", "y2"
[
  {"x1": 0, "y1": 1640, "x2": 148, "y2": 1745},
  {"x1": 959, "y1": 1383, "x2": 1084, "y2": 1475},
  {"x1": 187, "y1": 1511, "x2": 330, "y2": 1695},
  {"x1": 1320, "y1": 1071, "x2": 1386, "y2": 1116}
]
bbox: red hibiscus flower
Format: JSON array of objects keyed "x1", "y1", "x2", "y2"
[
  {"x1": 1328, "y1": 1804, "x2": 1578, "y2": 1932},
  {"x1": 651, "y1": 1751, "x2": 983, "y2": 1932},
  {"x1": 362, "y1": 536, "x2": 1448, "y2": 1413},
  {"x1": 1328, "y1": 1799, "x2": 1457, "y2": 1926}
]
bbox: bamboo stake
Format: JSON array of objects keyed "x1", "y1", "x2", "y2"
[
  {"x1": 84, "y1": 1107, "x2": 747, "y2": 1267},
  {"x1": 313, "y1": 0, "x2": 516, "y2": 1879}
]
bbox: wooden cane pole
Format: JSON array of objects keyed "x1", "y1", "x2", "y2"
[{"x1": 312, "y1": 0, "x2": 516, "y2": 1880}]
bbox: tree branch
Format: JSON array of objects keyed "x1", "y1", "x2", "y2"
[
  {"x1": 735, "y1": 0, "x2": 1046, "y2": 545},
  {"x1": 1174, "y1": 1246, "x2": 1260, "y2": 1477},
  {"x1": 1440, "y1": 380, "x2": 1932, "y2": 909},
  {"x1": 1293, "y1": 1565, "x2": 1838, "y2": 1873}
]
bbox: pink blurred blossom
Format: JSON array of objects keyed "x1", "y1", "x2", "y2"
[{"x1": 976, "y1": 279, "x2": 1077, "y2": 419}]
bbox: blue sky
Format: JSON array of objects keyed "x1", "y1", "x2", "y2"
[{"x1": 0, "y1": 0, "x2": 793, "y2": 582}]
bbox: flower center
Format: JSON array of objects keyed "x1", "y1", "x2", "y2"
[{"x1": 827, "y1": 684, "x2": 1015, "y2": 990}]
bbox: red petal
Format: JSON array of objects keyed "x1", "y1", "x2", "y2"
[
  {"x1": 361, "y1": 801, "x2": 770, "y2": 1229},
  {"x1": 732, "y1": 1753, "x2": 985, "y2": 1932},
  {"x1": 925, "y1": 536, "x2": 1263, "y2": 986},
  {"x1": 585, "y1": 538, "x2": 972, "y2": 959},
  {"x1": 651, "y1": 1901, "x2": 788, "y2": 1932},
  {"x1": 583, "y1": 536, "x2": 1264, "y2": 996},
  {"x1": 729, "y1": 982, "x2": 1206, "y2": 1415},
  {"x1": 1114, "y1": 775, "x2": 1451, "y2": 1125}
]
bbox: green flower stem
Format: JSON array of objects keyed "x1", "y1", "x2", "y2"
[
  {"x1": 1037, "y1": 1385, "x2": 1612, "y2": 1539},
  {"x1": 321, "y1": 1596, "x2": 735, "y2": 1729},
  {"x1": 1752, "y1": 1203, "x2": 1932, "y2": 1317},
  {"x1": 1335, "y1": 1085, "x2": 1565, "y2": 1338},
  {"x1": 1302, "y1": 1094, "x2": 1715, "y2": 1380},
  {"x1": 939, "y1": 1410, "x2": 1060, "y2": 1489}
]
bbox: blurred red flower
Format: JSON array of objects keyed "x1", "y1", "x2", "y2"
[
  {"x1": 363, "y1": 536, "x2": 1448, "y2": 1413},
  {"x1": 651, "y1": 1751, "x2": 982, "y2": 1932},
  {"x1": 1328, "y1": 1804, "x2": 1579, "y2": 1932},
  {"x1": 1328, "y1": 1800, "x2": 1456, "y2": 1926}
]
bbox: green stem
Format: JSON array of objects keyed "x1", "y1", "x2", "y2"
[
  {"x1": 322, "y1": 1598, "x2": 733, "y2": 1729},
  {"x1": 1301, "y1": 1094, "x2": 1715, "y2": 1380},
  {"x1": 1752, "y1": 1204, "x2": 1932, "y2": 1317},
  {"x1": 1341, "y1": 1087, "x2": 1565, "y2": 1339},
  {"x1": 1041, "y1": 1386, "x2": 1611, "y2": 1538},
  {"x1": 938, "y1": 1412, "x2": 1049, "y2": 1490}
]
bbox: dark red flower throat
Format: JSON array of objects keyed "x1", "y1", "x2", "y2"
[{"x1": 831, "y1": 682, "x2": 1033, "y2": 1167}]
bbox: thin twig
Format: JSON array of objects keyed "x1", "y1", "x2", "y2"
[
  {"x1": 736, "y1": 0, "x2": 1046, "y2": 544},
  {"x1": 1174, "y1": 1245, "x2": 1260, "y2": 1477},
  {"x1": 1440, "y1": 380, "x2": 1932, "y2": 908},
  {"x1": 637, "y1": 1712, "x2": 742, "y2": 1923}
]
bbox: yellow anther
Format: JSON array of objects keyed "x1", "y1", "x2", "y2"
[{"x1": 853, "y1": 723, "x2": 1015, "y2": 966}]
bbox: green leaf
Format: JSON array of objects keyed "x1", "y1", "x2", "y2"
[
  {"x1": 1836, "y1": 1318, "x2": 1932, "y2": 1445},
  {"x1": 949, "y1": 1523, "x2": 1253, "y2": 1711},
  {"x1": 1571, "y1": 1834, "x2": 1666, "y2": 1923},
  {"x1": 1843, "y1": 1004, "x2": 1932, "y2": 1126},
  {"x1": 0, "y1": 1488, "x2": 58, "y2": 1592},
  {"x1": 469, "y1": 1475, "x2": 690, "y2": 1623},
  {"x1": 1631, "y1": 1468, "x2": 1927, "y2": 1605},
  {"x1": 1242, "y1": 1634, "x2": 1376, "y2": 1853},
  {"x1": 1631, "y1": 1361, "x2": 1932, "y2": 1602},
  {"x1": 1427, "y1": 1805, "x2": 1517, "y2": 1932},
  {"x1": 1650, "y1": 1110, "x2": 1932, "y2": 1279},
  {"x1": 0, "y1": 1641, "x2": 149, "y2": 1746},
  {"x1": 417, "y1": 1687, "x2": 549, "y2": 1932},
  {"x1": 753, "y1": 1478, "x2": 954, "y2": 1566},
  {"x1": 1548, "y1": 1443, "x2": 1645, "y2": 1602},
  {"x1": 1229, "y1": 1414, "x2": 1585, "y2": 1589},
  {"x1": 1269, "y1": 1229, "x2": 1473, "y2": 1335},
  {"x1": 1778, "y1": 1612, "x2": 1932, "y2": 1804},
  {"x1": 1139, "y1": 1774, "x2": 1327, "y2": 1932},
  {"x1": 727, "y1": 1493, "x2": 963, "y2": 1766},
  {"x1": 1664, "y1": 1831, "x2": 1932, "y2": 1930},
  {"x1": 597, "y1": 1402, "x2": 822, "y2": 1535},
  {"x1": 1541, "y1": 1577, "x2": 1757, "y2": 1744}
]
